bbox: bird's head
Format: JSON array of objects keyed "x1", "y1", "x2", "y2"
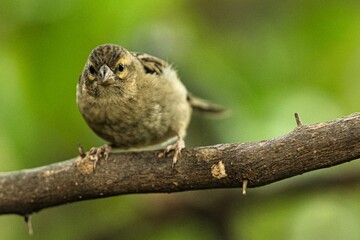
[{"x1": 80, "y1": 44, "x2": 137, "y2": 98}]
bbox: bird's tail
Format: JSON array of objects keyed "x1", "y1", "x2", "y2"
[{"x1": 187, "y1": 94, "x2": 228, "y2": 116}]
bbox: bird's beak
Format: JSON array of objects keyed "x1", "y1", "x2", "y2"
[{"x1": 99, "y1": 64, "x2": 116, "y2": 85}]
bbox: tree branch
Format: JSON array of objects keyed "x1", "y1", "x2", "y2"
[{"x1": 0, "y1": 113, "x2": 359, "y2": 216}]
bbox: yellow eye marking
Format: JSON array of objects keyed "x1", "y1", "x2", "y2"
[
  {"x1": 115, "y1": 57, "x2": 129, "y2": 79},
  {"x1": 87, "y1": 61, "x2": 96, "y2": 81}
]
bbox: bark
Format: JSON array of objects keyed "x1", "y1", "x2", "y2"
[{"x1": 0, "y1": 113, "x2": 359, "y2": 216}]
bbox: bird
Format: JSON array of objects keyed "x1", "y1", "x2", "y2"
[{"x1": 77, "y1": 44, "x2": 224, "y2": 167}]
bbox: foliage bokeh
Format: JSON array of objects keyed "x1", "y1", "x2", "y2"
[{"x1": 0, "y1": 0, "x2": 359, "y2": 239}]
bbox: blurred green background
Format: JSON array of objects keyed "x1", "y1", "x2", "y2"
[{"x1": 0, "y1": 0, "x2": 359, "y2": 239}]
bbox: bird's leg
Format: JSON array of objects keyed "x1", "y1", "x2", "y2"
[{"x1": 164, "y1": 135, "x2": 185, "y2": 168}]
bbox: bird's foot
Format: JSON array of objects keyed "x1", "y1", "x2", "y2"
[
  {"x1": 162, "y1": 137, "x2": 185, "y2": 168},
  {"x1": 78, "y1": 144, "x2": 112, "y2": 169}
]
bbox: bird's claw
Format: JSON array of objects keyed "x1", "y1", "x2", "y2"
[
  {"x1": 78, "y1": 144, "x2": 112, "y2": 169},
  {"x1": 162, "y1": 137, "x2": 185, "y2": 168}
]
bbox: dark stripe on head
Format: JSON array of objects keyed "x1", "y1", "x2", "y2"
[{"x1": 89, "y1": 44, "x2": 124, "y2": 69}]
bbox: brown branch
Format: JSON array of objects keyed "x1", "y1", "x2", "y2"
[
  {"x1": 294, "y1": 112, "x2": 303, "y2": 126},
  {"x1": 0, "y1": 113, "x2": 359, "y2": 216}
]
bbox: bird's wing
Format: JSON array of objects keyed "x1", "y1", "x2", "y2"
[
  {"x1": 132, "y1": 52, "x2": 169, "y2": 75},
  {"x1": 132, "y1": 52, "x2": 227, "y2": 115}
]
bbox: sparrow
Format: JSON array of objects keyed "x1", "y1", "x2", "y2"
[{"x1": 77, "y1": 44, "x2": 224, "y2": 167}]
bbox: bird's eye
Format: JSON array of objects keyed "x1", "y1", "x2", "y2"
[
  {"x1": 89, "y1": 65, "x2": 96, "y2": 75},
  {"x1": 115, "y1": 62, "x2": 127, "y2": 79},
  {"x1": 118, "y1": 64, "x2": 125, "y2": 72}
]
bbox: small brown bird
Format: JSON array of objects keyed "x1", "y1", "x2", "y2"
[{"x1": 77, "y1": 44, "x2": 224, "y2": 166}]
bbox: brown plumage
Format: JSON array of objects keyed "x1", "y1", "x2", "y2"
[{"x1": 77, "y1": 44, "x2": 224, "y2": 166}]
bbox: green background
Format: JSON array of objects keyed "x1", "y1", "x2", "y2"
[{"x1": 0, "y1": 0, "x2": 359, "y2": 239}]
